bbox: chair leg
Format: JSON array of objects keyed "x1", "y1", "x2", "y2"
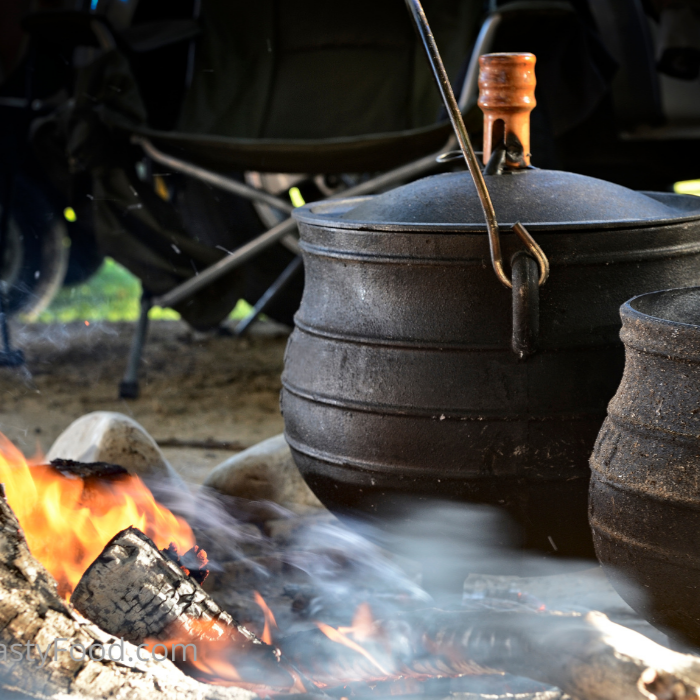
[
  {"x1": 119, "y1": 292, "x2": 152, "y2": 399},
  {"x1": 0, "y1": 173, "x2": 23, "y2": 369},
  {"x1": 234, "y1": 255, "x2": 303, "y2": 337},
  {"x1": 0, "y1": 284, "x2": 24, "y2": 368}
]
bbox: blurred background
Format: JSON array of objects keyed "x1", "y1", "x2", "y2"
[{"x1": 3, "y1": 0, "x2": 700, "y2": 470}]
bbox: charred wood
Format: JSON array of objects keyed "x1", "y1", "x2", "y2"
[
  {"x1": 49, "y1": 458, "x2": 129, "y2": 481},
  {"x1": 71, "y1": 526, "x2": 293, "y2": 689},
  {"x1": 0, "y1": 488, "x2": 257, "y2": 700},
  {"x1": 162, "y1": 541, "x2": 209, "y2": 585},
  {"x1": 72, "y1": 527, "x2": 258, "y2": 646},
  {"x1": 65, "y1": 507, "x2": 700, "y2": 700}
]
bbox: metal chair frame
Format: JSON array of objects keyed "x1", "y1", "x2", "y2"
[{"x1": 118, "y1": 0, "x2": 579, "y2": 398}]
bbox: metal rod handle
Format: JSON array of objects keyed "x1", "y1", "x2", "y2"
[{"x1": 404, "y1": 0, "x2": 549, "y2": 289}]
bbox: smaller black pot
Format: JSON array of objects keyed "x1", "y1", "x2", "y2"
[{"x1": 590, "y1": 287, "x2": 700, "y2": 646}]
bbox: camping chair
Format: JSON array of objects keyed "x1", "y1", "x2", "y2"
[
  {"x1": 35, "y1": 0, "x2": 482, "y2": 397},
  {"x1": 115, "y1": 0, "x2": 624, "y2": 398},
  {"x1": 118, "y1": 0, "x2": 586, "y2": 331},
  {"x1": 26, "y1": 0, "x2": 619, "y2": 397},
  {"x1": 110, "y1": 0, "x2": 682, "y2": 404}
]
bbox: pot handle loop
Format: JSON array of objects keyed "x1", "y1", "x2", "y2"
[
  {"x1": 404, "y1": 0, "x2": 550, "y2": 289},
  {"x1": 511, "y1": 252, "x2": 539, "y2": 359}
]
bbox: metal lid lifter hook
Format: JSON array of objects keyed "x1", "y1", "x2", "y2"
[{"x1": 404, "y1": 0, "x2": 549, "y2": 288}]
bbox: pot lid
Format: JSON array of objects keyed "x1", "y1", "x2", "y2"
[{"x1": 295, "y1": 169, "x2": 700, "y2": 232}]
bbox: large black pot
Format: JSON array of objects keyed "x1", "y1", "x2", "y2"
[
  {"x1": 282, "y1": 168, "x2": 700, "y2": 560},
  {"x1": 590, "y1": 287, "x2": 700, "y2": 645}
]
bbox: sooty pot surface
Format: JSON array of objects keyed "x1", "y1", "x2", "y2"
[
  {"x1": 282, "y1": 168, "x2": 700, "y2": 562},
  {"x1": 590, "y1": 287, "x2": 700, "y2": 646}
]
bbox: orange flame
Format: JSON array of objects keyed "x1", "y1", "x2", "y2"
[
  {"x1": 0, "y1": 435, "x2": 444, "y2": 691},
  {"x1": 338, "y1": 602, "x2": 376, "y2": 641},
  {"x1": 145, "y1": 618, "x2": 298, "y2": 692},
  {"x1": 0, "y1": 433, "x2": 195, "y2": 598},
  {"x1": 316, "y1": 620, "x2": 390, "y2": 676},
  {"x1": 253, "y1": 591, "x2": 278, "y2": 645}
]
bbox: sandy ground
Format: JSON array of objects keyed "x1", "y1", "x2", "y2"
[{"x1": 0, "y1": 318, "x2": 289, "y2": 485}]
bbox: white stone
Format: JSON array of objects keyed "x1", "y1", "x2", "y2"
[
  {"x1": 47, "y1": 411, "x2": 180, "y2": 482},
  {"x1": 202, "y1": 434, "x2": 324, "y2": 511}
]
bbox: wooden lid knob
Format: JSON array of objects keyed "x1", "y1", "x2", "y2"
[{"x1": 478, "y1": 53, "x2": 536, "y2": 168}]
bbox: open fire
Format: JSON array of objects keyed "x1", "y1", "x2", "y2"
[
  {"x1": 0, "y1": 431, "x2": 395, "y2": 692},
  {"x1": 0, "y1": 433, "x2": 195, "y2": 599}
]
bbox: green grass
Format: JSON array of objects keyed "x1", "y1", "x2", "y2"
[{"x1": 34, "y1": 258, "x2": 254, "y2": 323}]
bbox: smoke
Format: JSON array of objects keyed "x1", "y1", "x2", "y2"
[
  {"x1": 150, "y1": 477, "x2": 430, "y2": 629},
  {"x1": 150, "y1": 474, "x2": 630, "y2": 634},
  {"x1": 13, "y1": 317, "x2": 120, "y2": 352}
]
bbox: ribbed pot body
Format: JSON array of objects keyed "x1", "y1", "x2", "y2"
[
  {"x1": 282, "y1": 203, "x2": 700, "y2": 559},
  {"x1": 590, "y1": 287, "x2": 700, "y2": 644}
]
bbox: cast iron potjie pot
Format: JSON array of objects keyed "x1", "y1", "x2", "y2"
[
  {"x1": 281, "y1": 170, "x2": 700, "y2": 560},
  {"x1": 590, "y1": 287, "x2": 700, "y2": 645}
]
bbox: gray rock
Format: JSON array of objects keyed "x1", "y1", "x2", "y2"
[
  {"x1": 202, "y1": 434, "x2": 325, "y2": 512},
  {"x1": 47, "y1": 411, "x2": 181, "y2": 483}
]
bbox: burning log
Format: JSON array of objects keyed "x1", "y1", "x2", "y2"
[
  {"x1": 51, "y1": 452, "x2": 700, "y2": 700},
  {"x1": 0, "y1": 487, "x2": 257, "y2": 700},
  {"x1": 71, "y1": 526, "x2": 260, "y2": 645},
  {"x1": 71, "y1": 526, "x2": 294, "y2": 689},
  {"x1": 0, "y1": 442, "x2": 197, "y2": 599},
  {"x1": 280, "y1": 609, "x2": 700, "y2": 700}
]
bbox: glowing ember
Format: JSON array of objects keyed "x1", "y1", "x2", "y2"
[{"x1": 0, "y1": 433, "x2": 195, "y2": 598}]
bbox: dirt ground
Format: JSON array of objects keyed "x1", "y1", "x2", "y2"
[{"x1": 0, "y1": 318, "x2": 289, "y2": 485}]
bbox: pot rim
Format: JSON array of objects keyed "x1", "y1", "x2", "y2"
[
  {"x1": 622, "y1": 287, "x2": 700, "y2": 330},
  {"x1": 620, "y1": 287, "x2": 700, "y2": 362}
]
